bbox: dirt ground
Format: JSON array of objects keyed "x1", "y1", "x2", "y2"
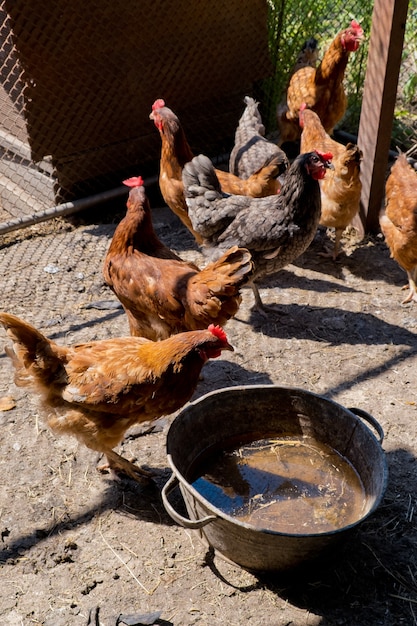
[{"x1": 1, "y1": 195, "x2": 417, "y2": 626}]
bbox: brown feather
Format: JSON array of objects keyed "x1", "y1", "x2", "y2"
[
  {"x1": 0, "y1": 312, "x2": 233, "y2": 480},
  {"x1": 277, "y1": 22, "x2": 363, "y2": 145},
  {"x1": 103, "y1": 182, "x2": 253, "y2": 340},
  {"x1": 380, "y1": 154, "x2": 417, "y2": 304},
  {"x1": 300, "y1": 107, "x2": 362, "y2": 258}
]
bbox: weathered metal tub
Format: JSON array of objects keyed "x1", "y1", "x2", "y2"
[{"x1": 162, "y1": 385, "x2": 388, "y2": 572}]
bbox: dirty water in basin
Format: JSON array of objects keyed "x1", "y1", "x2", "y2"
[{"x1": 191, "y1": 437, "x2": 367, "y2": 534}]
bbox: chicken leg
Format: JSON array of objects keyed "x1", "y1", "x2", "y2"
[
  {"x1": 317, "y1": 227, "x2": 344, "y2": 260},
  {"x1": 98, "y1": 449, "x2": 155, "y2": 483},
  {"x1": 402, "y1": 268, "x2": 417, "y2": 304},
  {"x1": 250, "y1": 281, "x2": 286, "y2": 317}
]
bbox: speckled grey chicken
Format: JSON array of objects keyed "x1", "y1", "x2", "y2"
[
  {"x1": 183, "y1": 151, "x2": 333, "y2": 311},
  {"x1": 229, "y1": 96, "x2": 289, "y2": 181}
]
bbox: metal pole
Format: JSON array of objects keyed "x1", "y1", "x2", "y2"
[{"x1": 0, "y1": 175, "x2": 159, "y2": 236}]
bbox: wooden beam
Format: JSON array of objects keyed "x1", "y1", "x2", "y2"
[{"x1": 356, "y1": 0, "x2": 409, "y2": 235}]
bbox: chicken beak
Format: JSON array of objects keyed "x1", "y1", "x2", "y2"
[{"x1": 224, "y1": 341, "x2": 234, "y2": 352}]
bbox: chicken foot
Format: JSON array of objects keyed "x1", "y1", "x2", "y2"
[
  {"x1": 98, "y1": 449, "x2": 155, "y2": 483},
  {"x1": 317, "y1": 228, "x2": 343, "y2": 261},
  {"x1": 401, "y1": 268, "x2": 417, "y2": 304},
  {"x1": 251, "y1": 282, "x2": 287, "y2": 317}
]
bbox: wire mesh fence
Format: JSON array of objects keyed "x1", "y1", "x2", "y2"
[
  {"x1": 0, "y1": 0, "x2": 273, "y2": 222},
  {"x1": 262, "y1": 1, "x2": 373, "y2": 131},
  {"x1": 0, "y1": 0, "x2": 416, "y2": 230}
]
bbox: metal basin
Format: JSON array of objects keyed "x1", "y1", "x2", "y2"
[{"x1": 162, "y1": 385, "x2": 388, "y2": 572}]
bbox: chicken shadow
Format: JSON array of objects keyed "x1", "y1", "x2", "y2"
[
  {"x1": 293, "y1": 228, "x2": 405, "y2": 288},
  {"x1": 201, "y1": 447, "x2": 417, "y2": 624},
  {"x1": 249, "y1": 266, "x2": 359, "y2": 298},
  {"x1": 243, "y1": 292, "x2": 417, "y2": 402},
  {"x1": 190, "y1": 357, "x2": 274, "y2": 400},
  {"x1": 247, "y1": 291, "x2": 417, "y2": 349},
  {"x1": 345, "y1": 239, "x2": 406, "y2": 287}
]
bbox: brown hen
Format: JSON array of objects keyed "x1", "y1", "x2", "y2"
[
  {"x1": 299, "y1": 105, "x2": 362, "y2": 258},
  {"x1": 0, "y1": 313, "x2": 233, "y2": 482},
  {"x1": 277, "y1": 20, "x2": 363, "y2": 145},
  {"x1": 103, "y1": 176, "x2": 253, "y2": 340},
  {"x1": 380, "y1": 154, "x2": 417, "y2": 304},
  {"x1": 149, "y1": 99, "x2": 283, "y2": 244}
]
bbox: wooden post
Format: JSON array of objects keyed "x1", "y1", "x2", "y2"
[{"x1": 356, "y1": 0, "x2": 409, "y2": 235}]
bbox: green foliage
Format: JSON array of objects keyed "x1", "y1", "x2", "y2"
[
  {"x1": 391, "y1": 112, "x2": 417, "y2": 152},
  {"x1": 403, "y1": 73, "x2": 417, "y2": 104}
]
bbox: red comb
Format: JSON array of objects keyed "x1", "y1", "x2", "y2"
[
  {"x1": 315, "y1": 150, "x2": 333, "y2": 161},
  {"x1": 208, "y1": 324, "x2": 227, "y2": 342},
  {"x1": 123, "y1": 176, "x2": 144, "y2": 188},
  {"x1": 350, "y1": 20, "x2": 363, "y2": 36},
  {"x1": 300, "y1": 102, "x2": 307, "y2": 112},
  {"x1": 152, "y1": 99, "x2": 165, "y2": 111}
]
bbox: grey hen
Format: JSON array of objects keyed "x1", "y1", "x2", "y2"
[
  {"x1": 229, "y1": 96, "x2": 289, "y2": 181},
  {"x1": 183, "y1": 151, "x2": 333, "y2": 312}
]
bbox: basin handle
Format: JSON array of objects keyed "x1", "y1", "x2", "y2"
[
  {"x1": 162, "y1": 472, "x2": 217, "y2": 529},
  {"x1": 348, "y1": 407, "x2": 384, "y2": 444}
]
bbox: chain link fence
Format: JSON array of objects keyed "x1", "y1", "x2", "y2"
[{"x1": 0, "y1": 1, "x2": 416, "y2": 230}]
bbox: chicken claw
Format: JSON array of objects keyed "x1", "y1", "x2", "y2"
[
  {"x1": 401, "y1": 271, "x2": 417, "y2": 304},
  {"x1": 251, "y1": 282, "x2": 287, "y2": 317},
  {"x1": 99, "y1": 450, "x2": 155, "y2": 483},
  {"x1": 317, "y1": 245, "x2": 340, "y2": 261}
]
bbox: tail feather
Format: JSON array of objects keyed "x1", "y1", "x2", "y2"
[
  {"x1": 182, "y1": 155, "x2": 228, "y2": 241},
  {"x1": 182, "y1": 154, "x2": 222, "y2": 197},
  {"x1": 251, "y1": 152, "x2": 285, "y2": 178},
  {"x1": 344, "y1": 143, "x2": 363, "y2": 164},
  {"x1": 230, "y1": 97, "x2": 289, "y2": 179},
  {"x1": 185, "y1": 247, "x2": 253, "y2": 326},
  {"x1": 0, "y1": 312, "x2": 67, "y2": 390},
  {"x1": 240, "y1": 96, "x2": 265, "y2": 135},
  {"x1": 199, "y1": 246, "x2": 253, "y2": 291}
]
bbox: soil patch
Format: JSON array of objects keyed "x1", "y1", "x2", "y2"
[{"x1": 1, "y1": 205, "x2": 417, "y2": 626}]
